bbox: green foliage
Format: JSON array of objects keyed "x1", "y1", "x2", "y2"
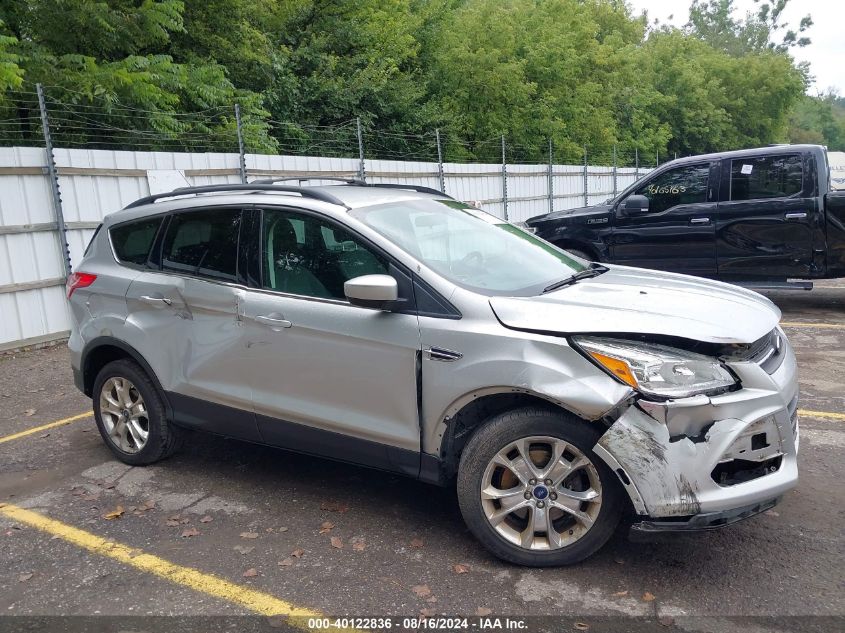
[
  {"x1": 0, "y1": 0, "x2": 829, "y2": 160},
  {"x1": 0, "y1": 0, "x2": 275, "y2": 151},
  {"x1": 789, "y1": 93, "x2": 845, "y2": 150}
]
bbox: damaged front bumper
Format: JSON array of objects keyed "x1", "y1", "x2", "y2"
[{"x1": 593, "y1": 332, "x2": 799, "y2": 525}]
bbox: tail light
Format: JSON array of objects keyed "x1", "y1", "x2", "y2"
[{"x1": 66, "y1": 272, "x2": 97, "y2": 298}]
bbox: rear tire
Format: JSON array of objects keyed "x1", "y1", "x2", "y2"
[
  {"x1": 457, "y1": 407, "x2": 623, "y2": 566},
  {"x1": 92, "y1": 359, "x2": 181, "y2": 465}
]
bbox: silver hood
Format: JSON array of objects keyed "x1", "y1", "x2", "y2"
[{"x1": 489, "y1": 265, "x2": 781, "y2": 344}]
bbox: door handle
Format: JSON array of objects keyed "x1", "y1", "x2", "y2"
[
  {"x1": 140, "y1": 295, "x2": 172, "y2": 306},
  {"x1": 784, "y1": 212, "x2": 808, "y2": 220},
  {"x1": 255, "y1": 314, "x2": 292, "y2": 329},
  {"x1": 689, "y1": 217, "x2": 710, "y2": 225}
]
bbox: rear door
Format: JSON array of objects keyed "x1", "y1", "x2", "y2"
[
  {"x1": 610, "y1": 162, "x2": 718, "y2": 277},
  {"x1": 716, "y1": 152, "x2": 815, "y2": 279},
  {"x1": 124, "y1": 206, "x2": 259, "y2": 441}
]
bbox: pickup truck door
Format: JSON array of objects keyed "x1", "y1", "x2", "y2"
[
  {"x1": 610, "y1": 162, "x2": 718, "y2": 277},
  {"x1": 716, "y1": 152, "x2": 816, "y2": 279}
]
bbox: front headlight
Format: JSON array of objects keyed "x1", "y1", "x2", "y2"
[{"x1": 572, "y1": 336, "x2": 737, "y2": 399}]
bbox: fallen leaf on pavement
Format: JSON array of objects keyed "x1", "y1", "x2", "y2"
[
  {"x1": 199, "y1": 516, "x2": 213, "y2": 523},
  {"x1": 233, "y1": 545, "x2": 254, "y2": 555},
  {"x1": 642, "y1": 592, "x2": 656, "y2": 602},
  {"x1": 320, "y1": 501, "x2": 350, "y2": 513},
  {"x1": 475, "y1": 607, "x2": 492, "y2": 616},
  {"x1": 291, "y1": 549, "x2": 304, "y2": 558},
  {"x1": 243, "y1": 568, "x2": 258, "y2": 578},
  {"x1": 574, "y1": 623, "x2": 590, "y2": 631},
  {"x1": 240, "y1": 532, "x2": 259, "y2": 539},
  {"x1": 24, "y1": 409, "x2": 36, "y2": 417},
  {"x1": 420, "y1": 608, "x2": 436, "y2": 618},
  {"x1": 410, "y1": 538, "x2": 424, "y2": 548},
  {"x1": 18, "y1": 572, "x2": 33, "y2": 582},
  {"x1": 453, "y1": 563, "x2": 471, "y2": 574},
  {"x1": 39, "y1": 433, "x2": 50, "y2": 438},
  {"x1": 352, "y1": 540, "x2": 366, "y2": 552},
  {"x1": 658, "y1": 616, "x2": 675, "y2": 627},
  {"x1": 426, "y1": 596, "x2": 437, "y2": 604},
  {"x1": 103, "y1": 506, "x2": 124, "y2": 520},
  {"x1": 165, "y1": 519, "x2": 181, "y2": 527},
  {"x1": 139, "y1": 500, "x2": 155, "y2": 511},
  {"x1": 412, "y1": 584, "x2": 431, "y2": 598},
  {"x1": 612, "y1": 590, "x2": 628, "y2": 597},
  {"x1": 278, "y1": 558, "x2": 294, "y2": 567},
  {"x1": 330, "y1": 536, "x2": 343, "y2": 549},
  {"x1": 278, "y1": 526, "x2": 288, "y2": 532},
  {"x1": 319, "y1": 521, "x2": 334, "y2": 534},
  {"x1": 181, "y1": 527, "x2": 200, "y2": 538}
]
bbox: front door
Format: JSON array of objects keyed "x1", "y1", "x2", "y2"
[
  {"x1": 610, "y1": 162, "x2": 717, "y2": 277},
  {"x1": 124, "y1": 206, "x2": 259, "y2": 441},
  {"x1": 243, "y1": 207, "x2": 422, "y2": 475},
  {"x1": 716, "y1": 152, "x2": 816, "y2": 279}
]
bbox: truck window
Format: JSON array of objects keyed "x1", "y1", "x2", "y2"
[
  {"x1": 632, "y1": 164, "x2": 710, "y2": 213},
  {"x1": 730, "y1": 154, "x2": 803, "y2": 201}
]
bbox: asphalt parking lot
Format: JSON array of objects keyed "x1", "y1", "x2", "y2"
[{"x1": 1, "y1": 281, "x2": 843, "y2": 633}]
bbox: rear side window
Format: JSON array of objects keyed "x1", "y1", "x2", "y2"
[
  {"x1": 730, "y1": 154, "x2": 803, "y2": 201},
  {"x1": 110, "y1": 218, "x2": 162, "y2": 266},
  {"x1": 162, "y1": 208, "x2": 241, "y2": 281}
]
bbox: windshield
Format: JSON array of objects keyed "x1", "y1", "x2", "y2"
[{"x1": 350, "y1": 199, "x2": 588, "y2": 296}]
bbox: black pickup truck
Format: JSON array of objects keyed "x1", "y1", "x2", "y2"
[{"x1": 526, "y1": 144, "x2": 845, "y2": 282}]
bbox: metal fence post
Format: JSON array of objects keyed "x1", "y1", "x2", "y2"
[
  {"x1": 635, "y1": 147, "x2": 639, "y2": 180},
  {"x1": 356, "y1": 116, "x2": 366, "y2": 182},
  {"x1": 583, "y1": 146, "x2": 589, "y2": 207},
  {"x1": 501, "y1": 134, "x2": 508, "y2": 221},
  {"x1": 656, "y1": 149, "x2": 659, "y2": 167},
  {"x1": 547, "y1": 138, "x2": 554, "y2": 215},
  {"x1": 435, "y1": 128, "x2": 446, "y2": 194},
  {"x1": 36, "y1": 83, "x2": 71, "y2": 277},
  {"x1": 612, "y1": 145, "x2": 618, "y2": 197},
  {"x1": 234, "y1": 104, "x2": 247, "y2": 184}
]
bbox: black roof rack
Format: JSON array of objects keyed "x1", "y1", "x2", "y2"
[
  {"x1": 123, "y1": 180, "x2": 452, "y2": 210},
  {"x1": 251, "y1": 177, "x2": 450, "y2": 198},
  {"x1": 366, "y1": 183, "x2": 449, "y2": 197},
  {"x1": 250, "y1": 176, "x2": 365, "y2": 185},
  {"x1": 123, "y1": 184, "x2": 349, "y2": 209}
]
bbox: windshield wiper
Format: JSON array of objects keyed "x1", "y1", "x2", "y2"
[{"x1": 542, "y1": 264, "x2": 609, "y2": 294}]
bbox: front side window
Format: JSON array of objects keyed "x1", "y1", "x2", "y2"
[
  {"x1": 161, "y1": 208, "x2": 241, "y2": 281},
  {"x1": 350, "y1": 199, "x2": 587, "y2": 296},
  {"x1": 730, "y1": 154, "x2": 803, "y2": 201},
  {"x1": 262, "y1": 209, "x2": 389, "y2": 300},
  {"x1": 110, "y1": 217, "x2": 162, "y2": 266},
  {"x1": 632, "y1": 164, "x2": 710, "y2": 214}
]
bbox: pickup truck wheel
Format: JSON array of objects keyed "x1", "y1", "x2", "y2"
[
  {"x1": 93, "y1": 359, "x2": 181, "y2": 466},
  {"x1": 457, "y1": 407, "x2": 623, "y2": 566}
]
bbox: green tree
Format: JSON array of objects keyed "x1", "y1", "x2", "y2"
[{"x1": 0, "y1": 0, "x2": 274, "y2": 150}]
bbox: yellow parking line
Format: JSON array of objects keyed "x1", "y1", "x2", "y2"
[
  {"x1": 781, "y1": 321, "x2": 845, "y2": 330},
  {"x1": 0, "y1": 503, "x2": 324, "y2": 624},
  {"x1": 0, "y1": 411, "x2": 92, "y2": 445},
  {"x1": 798, "y1": 409, "x2": 845, "y2": 421}
]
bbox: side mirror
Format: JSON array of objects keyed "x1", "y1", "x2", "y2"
[
  {"x1": 621, "y1": 194, "x2": 650, "y2": 216},
  {"x1": 344, "y1": 274, "x2": 399, "y2": 310}
]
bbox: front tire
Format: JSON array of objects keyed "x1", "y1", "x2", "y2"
[
  {"x1": 93, "y1": 359, "x2": 181, "y2": 465},
  {"x1": 456, "y1": 407, "x2": 623, "y2": 566}
]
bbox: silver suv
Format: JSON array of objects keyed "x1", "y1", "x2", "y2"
[{"x1": 68, "y1": 181, "x2": 799, "y2": 566}]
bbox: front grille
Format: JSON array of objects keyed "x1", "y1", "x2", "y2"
[{"x1": 720, "y1": 329, "x2": 785, "y2": 374}]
